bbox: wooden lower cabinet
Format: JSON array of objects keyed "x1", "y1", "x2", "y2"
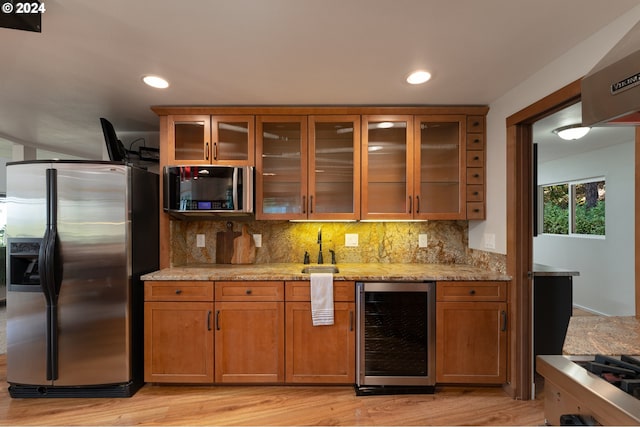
[
  {"x1": 214, "y1": 281, "x2": 285, "y2": 383},
  {"x1": 144, "y1": 301, "x2": 214, "y2": 383},
  {"x1": 285, "y1": 301, "x2": 355, "y2": 384},
  {"x1": 145, "y1": 281, "x2": 356, "y2": 384},
  {"x1": 435, "y1": 281, "x2": 508, "y2": 384}
]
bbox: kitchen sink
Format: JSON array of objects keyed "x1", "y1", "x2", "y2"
[{"x1": 301, "y1": 265, "x2": 339, "y2": 274}]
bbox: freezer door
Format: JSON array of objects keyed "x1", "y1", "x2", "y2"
[
  {"x1": 7, "y1": 162, "x2": 133, "y2": 386},
  {"x1": 7, "y1": 164, "x2": 50, "y2": 385}
]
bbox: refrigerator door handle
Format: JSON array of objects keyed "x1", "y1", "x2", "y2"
[{"x1": 38, "y1": 168, "x2": 63, "y2": 381}]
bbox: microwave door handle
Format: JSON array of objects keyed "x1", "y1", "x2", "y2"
[{"x1": 232, "y1": 168, "x2": 239, "y2": 211}]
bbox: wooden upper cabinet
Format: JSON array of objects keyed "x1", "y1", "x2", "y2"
[
  {"x1": 361, "y1": 115, "x2": 414, "y2": 220},
  {"x1": 167, "y1": 115, "x2": 255, "y2": 166},
  {"x1": 255, "y1": 116, "x2": 308, "y2": 220},
  {"x1": 256, "y1": 115, "x2": 360, "y2": 220},
  {"x1": 414, "y1": 115, "x2": 466, "y2": 219},
  {"x1": 308, "y1": 115, "x2": 360, "y2": 220}
]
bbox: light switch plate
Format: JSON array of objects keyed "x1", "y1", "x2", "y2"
[
  {"x1": 345, "y1": 233, "x2": 358, "y2": 247},
  {"x1": 484, "y1": 233, "x2": 496, "y2": 249},
  {"x1": 418, "y1": 234, "x2": 428, "y2": 248},
  {"x1": 253, "y1": 234, "x2": 262, "y2": 248},
  {"x1": 196, "y1": 234, "x2": 205, "y2": 248}
]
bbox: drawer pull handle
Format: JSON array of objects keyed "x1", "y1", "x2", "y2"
[
  {"x1": 175, "y1": 289, "x2": 182, "y2": 294},
  {"x1": 246, "y1": 289, "x2": 252, "y2": 295},
  {"x1": 473, "y1": 174, "x2": 480, "y2": 178},
  {"x1": 473, "y1": 191, "x2": 479, "y2": 196},
  {"x1": 473, "y1": 208, "x2": 480, "y2": 212},
  {"x1": 473, "y1": 156, "x2": 480, "y2": 161},
  {"x1": 469, "y1": 289, "x2": 476, "y2": 295},
  {"x1": 473, "y1": 138, "x2": 480, "y2": 144}
]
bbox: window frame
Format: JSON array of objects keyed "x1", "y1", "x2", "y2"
[{"x1": 539, "y1": 176, "x2": 606, "y2": 239}]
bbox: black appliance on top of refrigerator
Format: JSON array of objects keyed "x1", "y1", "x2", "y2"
[{"x1": 5, "y1": 160, "x2": 158, "y2": 398}]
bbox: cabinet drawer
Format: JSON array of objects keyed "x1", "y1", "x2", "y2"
[
  {"x1": 467, "y1": 116, "x2": 485, "y2": 133},
  {"x1": 144, "y1": 281, "x2": 214, "y2": 302},
  {"x1": 467, "y1": 202, "x2": 485, "y2": 219},
  {"x1": 466, "y1": 133, "x2": 485, "y2": 150},
  {"x1": 285, "y1": 281, "x2": 355, "y2": 302},
  {"x1": 466, "y1": 151, "x2": 484, "y2": 167},
  {"x1": 467, "y1": 168, "x2": 484, "y2": 185},
  {"x1": 437, "y1": 281, "x2": 506, "y2": 302},
  {"x1": 215, "y1": 281, "x2": 284, "y2": 301},
  {"x1": 466, "y1": 185, "x2": 484, "y2": 202}
]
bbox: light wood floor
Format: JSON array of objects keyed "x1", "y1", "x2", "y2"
[{"x1": 0, "y1": 355, "x2": 545, "y2": 426}]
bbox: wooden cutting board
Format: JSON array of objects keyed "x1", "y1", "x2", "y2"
[
  {"x1": 216, "y1": 222, "x2": 240, "y2": 264},
  {"x1": 231, "y1": 224, "x2": 256, "y2": 264}
]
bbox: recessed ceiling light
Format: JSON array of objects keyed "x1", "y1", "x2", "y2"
[
  {"x1": 142, "y1": 75, "x2": 169, "y2": 89},
  {"x1": 552, "y1": 124, "x2": 591, "y2": 140},
  {"x1": 406, "y1": 70, "x2": 432, "y2": 85}
]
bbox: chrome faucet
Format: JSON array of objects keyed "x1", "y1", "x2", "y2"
[{"x1": 317, "y1": 227, "x2": 323, "y2": 264}]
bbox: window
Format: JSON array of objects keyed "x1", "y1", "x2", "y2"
[{"x1": 541, "y1": 178, "x2": 605, "y2": 236}]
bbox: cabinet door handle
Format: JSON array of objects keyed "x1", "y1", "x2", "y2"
[
  {"x1": 205, "y1": 142, "x2": 209, "y2": 160},
  {"x1": 349, "y1": 310, "x2": 354, "y2": 331},
  {"x1": 302, "y1": 195, "x2": 306, "y2": 214},
  {"x1": 215, "y1": 310, "x2": 221, "y2": 330},
  {"x1": 213, "y1": 142, "x2": 218, "y2": 160},
  {"x1": 207, "y1": 310, "x2": 212, "y2": 331},
  {"x1": 175, "y1": 289, "x2": 182, "y2": 294},
  {"x1": 309, "y1": 195, "x2": 314, "y2": 214},
  {"x1": 501, "y1": 310, "x2": 507, "y2": 332},
  {"x1": 415, "y1": 195, "x2": 420, "y2": 214},
  {"x1": 408, "y1": 196, "x2": 412, "y2": 214}
]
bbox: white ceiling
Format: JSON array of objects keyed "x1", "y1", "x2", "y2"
[{"x1": 1, "y1": 0, "x2": 639, "y2": 160}]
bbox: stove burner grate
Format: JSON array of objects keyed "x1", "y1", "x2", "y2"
[{"x1": 584, "y1": 354, "x2": 640, "y2": 399}]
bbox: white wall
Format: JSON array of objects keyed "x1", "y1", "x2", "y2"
[
  {"x1": 534, "y1": 141, "x2": 635, "y2": 316},
  {"x1": 471, "y1": 6, "x2": 640, "y2": 255}
]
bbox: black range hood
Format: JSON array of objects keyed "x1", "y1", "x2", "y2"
[{"x1": 582, "y1": 19, "x2": 640, "y2": 126}]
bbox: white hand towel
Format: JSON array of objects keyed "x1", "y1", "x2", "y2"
[{"x1": 310, "y1": 272, "x2": 334, "y2": 326}]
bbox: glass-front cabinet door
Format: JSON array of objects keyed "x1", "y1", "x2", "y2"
[
  {"x1": 361, "y1": 115, "x2": 414, "y2": 220},
  {"x1": 256, "y1": 116, "x2": 308, "y2": 220},
  {"x1": 414, "y1": 116, "x2": 465, "y2": 219},
  {"x1": 308, "y1": 116, "x2": 360, "y2": 220},
  {"x1": 168, "y1": 115, "x2": 211, "y2": 165},
  {"x1": 167, "y1": 115, "x2": 254, "y2": 165}
]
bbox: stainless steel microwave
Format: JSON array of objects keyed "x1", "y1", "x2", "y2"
[{"x1": 164, "y1": 165, "x2": 254, "y2": 217}]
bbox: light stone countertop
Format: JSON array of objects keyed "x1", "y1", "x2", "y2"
[
  {"x1": 562, "y1": 315, "x2": 640, "y2": 356},
  {"x1": 141, "y1": 263, "x2": 511, "y2": 282}
]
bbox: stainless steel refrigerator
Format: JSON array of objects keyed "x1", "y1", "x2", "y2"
[{"x1": 5, "y1": 161, "x2": 158, "y2": 397}]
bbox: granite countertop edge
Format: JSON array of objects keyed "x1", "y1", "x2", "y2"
[{"x1": 141, "y1": 263, "x2": 511, "y2": 282}]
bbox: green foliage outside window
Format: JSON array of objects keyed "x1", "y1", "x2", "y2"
[{"x1": 541, "y1": 180, "x2": 605, "y2": 236}]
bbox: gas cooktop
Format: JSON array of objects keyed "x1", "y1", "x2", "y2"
[{"x1": 537, "y1": 354, "x2": 640, "y2": 426}]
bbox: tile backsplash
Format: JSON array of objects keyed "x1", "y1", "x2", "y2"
[{"x1": 170, "y1": 219, "x2": 506, "y2": 273}]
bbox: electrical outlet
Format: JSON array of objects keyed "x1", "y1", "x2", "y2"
[
  {"x1": 345, "y1": 233, "x2": 358, "y2": 247},
  {"x1": 484, "y1": 233, "x2": 496, "y2": 249},
  {"x1": 253, "y1": 234, "x2": 262, "y2": 248},
  {"x1": 418, "y1": 234, "x2": 428, "y2": 248},
  {"x1": 196, "y1": 234, "x2": 205, "y2": 248}
]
